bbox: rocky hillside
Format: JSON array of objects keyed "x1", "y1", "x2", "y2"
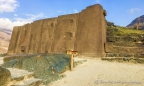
[
  {"x1": 127, "y1": 15, "x2": 144, "y2": 29},
  {"x1": 0, "y1": 29, "x2": 12, "y2": 54}
]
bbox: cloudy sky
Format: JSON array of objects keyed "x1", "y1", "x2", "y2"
[{"x1": 0, "y1": 0, "x2": 144, "y2": 30}]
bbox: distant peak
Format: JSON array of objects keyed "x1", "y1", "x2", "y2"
[{"x1": 127, "y1": 15, "x2": 144, "y2": 29}]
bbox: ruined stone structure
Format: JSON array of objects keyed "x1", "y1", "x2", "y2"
[
  {"x1": 8, "y1": 4, "x2": 107, "y2": 57},
  {"x1": 106, "y1": 26, "x2": 144, "y2": 57}
]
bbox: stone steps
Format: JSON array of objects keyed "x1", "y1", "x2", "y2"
[
  {"x1": 7, "y1": 68, "x2": 45, "y2": 86},
  {"x1": 113, "y1": 46, "x2": 144, "y2": 53},
  {"x1": 106, "y1": 53, "x2": 144, "y2": 57},
  {"x1": 102, "y1": 57, "x2": 144, "y2": 63}
]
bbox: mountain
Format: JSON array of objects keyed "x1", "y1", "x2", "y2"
[
  {"x1": 0, "y1": 28, "x2": 12, "y2": 54},
  {"x1": 127, "y1": 15, "x2": 144, "y2": 29}
]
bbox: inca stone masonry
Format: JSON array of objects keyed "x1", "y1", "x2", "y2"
[{"x1": 8, "y1": 4, "x2": 107, "y2": 57}]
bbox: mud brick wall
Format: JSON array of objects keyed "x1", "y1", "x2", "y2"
[{"x1": 8, "y1": 4, "x2": 107, "y2": 57}]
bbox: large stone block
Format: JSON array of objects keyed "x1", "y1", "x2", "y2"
[
  {"x1": 39, "y1": 18, "x2": 57, "y2": 53},
  {"x1": 7, "y1": 26, "x2": 21, "y2": 55},
  {"x1": 28, "y1": 20, "x2": 43, "y2": 54},
  {"x1": 51, "y1": 14, "x2": 78, "y2": 53},
  {"x1": 12, "y1": 24, "x2": 32, "y2": 54},
  {"x1": 75, "y1": 4, "x2": 106, "y2": 56}
]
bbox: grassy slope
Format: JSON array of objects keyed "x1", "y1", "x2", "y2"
[{"x1": 108, "y1": 26, "x2": 144, "y2": 36}]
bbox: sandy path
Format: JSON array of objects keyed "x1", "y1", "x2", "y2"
[{"x1": 49, "y1": 57, "x2": 144, "y2": 86}]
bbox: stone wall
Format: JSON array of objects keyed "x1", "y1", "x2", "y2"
[
  {"x1": 106, "y1": 26, "x2": 144, "y2": 57},
  {"x1": 75, "y1": 4, "x2": 106, "y2": 56},
  {"x1": 8, "y1": 4, "x2": 106, "y2": 57},
  {"x1": 51, "y1": 14, "x2": 78, "y2": 53}
]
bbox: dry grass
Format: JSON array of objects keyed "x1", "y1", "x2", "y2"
[
  {"x1": 107, "y1": 26, "x2": 144, "y2": 36},
  {"x1": 116, "y1": 29, "x2": 144, "y2": 35}
]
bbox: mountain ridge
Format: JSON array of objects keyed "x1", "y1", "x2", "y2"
[
  {"x1": 127, "y1": 15, "x2": 144, "y2": 29},
  {"x1": 0, "y1": 28, "x2": 12, "y2": 54}
]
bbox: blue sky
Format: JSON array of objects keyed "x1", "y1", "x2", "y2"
[{"x1": 0, "y1": 0, "x2": 144, "y2": 30}]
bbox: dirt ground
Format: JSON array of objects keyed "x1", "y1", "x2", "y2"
[{"x1": 49, "y1": 57, "x2": 144, "y2": 86}]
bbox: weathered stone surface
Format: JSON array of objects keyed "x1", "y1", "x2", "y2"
[
  {"x1": 28, "y1": 20, "x2": 43, "y2": 54},
  {"x1": 51, "y1": 14, "x2": 78, "y2": 53},
  {"x1": 39, "y1": 18, "x2": 57, "y2": 53},
  {"x1": 105, "y1": 42, "x2": 113, "y2": 53},
  {"x1": 8, "y1": 4, "x2": 106, "y2": 57},
  {"x1": 106, "y1": 53, "x2": 114, "y2": 57},
  {"x1": 14, "y1": 24, "x2": 32, "y2": 54},
  {"x1": 75, "y1": 4, "x2": 106, "y2": 56},
  {"x1": 0, "y1": 66, "x2": 11, "y2": 86},
  {"x1": 113, "y1": 46, "x2": 144, "y2": 53},
  {"x1": 8, "y1": 26, "x2": 21, "y2": 54}
]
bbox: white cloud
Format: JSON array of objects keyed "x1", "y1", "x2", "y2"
[
  {"x1": 58, "y1": 11, "x2": 62, "y2": 12},
  {"x1": 129, "y1": 8, "x2": 141, "y2": 14},
  {"x1": 73, "y1": 9, "x2": 78, "y2": 13},
  {"x1": 57, "y1": 10, "x2": 67, "y2": 13},
  {"x1": 24, "y1": 13, "x2": 44, "y2": 20},
  {"x1": 0, "y1": 0, "x2": 19, "y2": 13},
  {"x1": 0, "y1": 18, "x2": 13, "y2": 29},
  {"x1": 96, "y1": 0, "x2": 100, "y2": 3},
  {"x1": 0, "y1": 13, "x2": 44, "y2": 30},
  {"x1": 14, "y1": 14, "x2": 18, "y2": 16}
]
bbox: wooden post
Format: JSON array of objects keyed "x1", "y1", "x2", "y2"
[
  {"x1": 135, "y1": 24, "x2": 139, "y2": 30},
  {"x1": 37, "y1": 54, "x2": 41, "y2": 58},
  {"x1": 66, "y1": 50, "x2": 78, "y2": 71},
  {"x1": 70, "y1": 54, "x2": 74, "y2": 71}
]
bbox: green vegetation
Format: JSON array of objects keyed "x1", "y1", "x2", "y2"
[
  {"x1": 0, "y1": 53, "x2": 7, "y2": 57},
  {"x1": 108, "y1": 26, "x2": 144, "y2": 36},
  {"x1": 1, "y1": 54, "x2": 86, "y2": 85},
  {"x1": 2, "y1": 54, "x2": 70, "y2": 84}
]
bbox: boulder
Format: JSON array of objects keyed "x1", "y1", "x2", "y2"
[{"x1": 0, "y1": 66, "x2": 11, "y2": 86}]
